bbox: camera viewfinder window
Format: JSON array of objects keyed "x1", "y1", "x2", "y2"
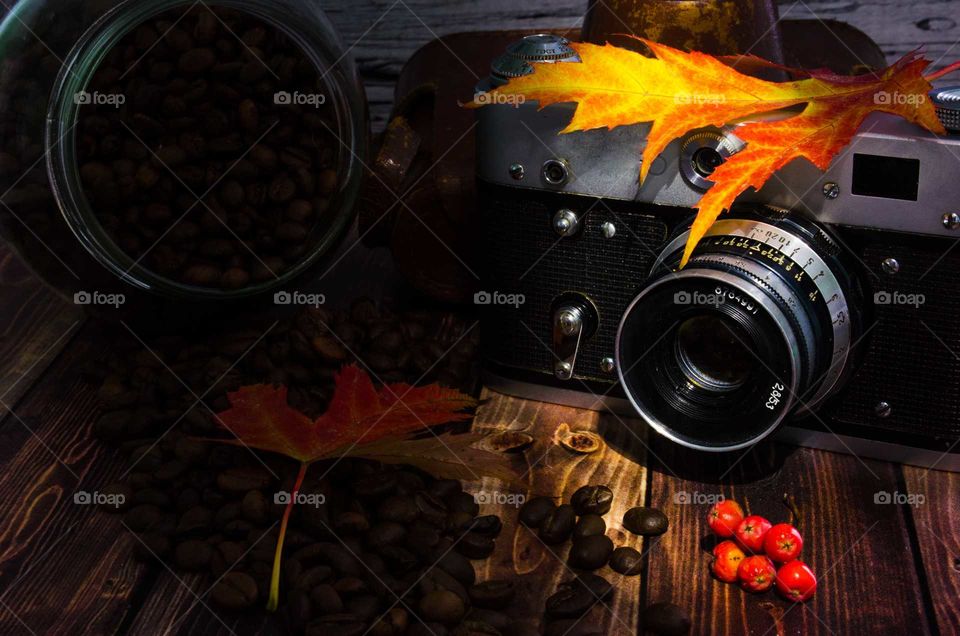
[{"x1": 851, "y1": 153, "x2": 920, "y2": 201}]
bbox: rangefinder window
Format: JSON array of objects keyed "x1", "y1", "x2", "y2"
[{"x1": 851, "y1": 153, "x2": 920, "y2": 201}]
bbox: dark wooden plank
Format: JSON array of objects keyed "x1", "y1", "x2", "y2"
[
  {"x1": 0, "y1": 326, "x2": 145, "y2": 635},
  {"x1": 125, "y1": 571, "x2": 280, "y2": 636},
  {"x1": 902, "y1": 466, "x2": 960, "y2": 635},
  {"x1": 0, "y1": 244, "x2": 83, "y2": 409},
  {"x1": 463, "y1": 388, "x2": 649, "y2": 635},
  {"x1": 321, "y1": 0, "x2": 960, "y2": 130},
  {"x1": 643, "y1": 442, "x2": 932, "y2": 635}
]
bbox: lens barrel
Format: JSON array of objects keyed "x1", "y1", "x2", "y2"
[{"x1": 616, "y1": 208, "x2": 859, "y2": 451}]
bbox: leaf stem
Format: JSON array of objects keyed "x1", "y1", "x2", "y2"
[
  {"x1": 925, "y1": 60, "x2": 960, "y2": 81},
  {"x1": 267, "y1": 461, "x2": 308, "y2": 612},
  {"x1": 783, "y1": 492, "x2": 800, "y2": 528}
]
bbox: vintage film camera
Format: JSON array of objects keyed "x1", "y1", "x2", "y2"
[{"x1": 474, "y1": 34, "x2": 960, "y2": 470}]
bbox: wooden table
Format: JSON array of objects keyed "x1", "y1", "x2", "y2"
[{"x1": 0, "y1": 241, "x2": 956, "y2": 636}]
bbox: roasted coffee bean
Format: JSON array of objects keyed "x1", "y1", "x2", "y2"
[
  {"x1": 419, "y1": 589, "x2": 466, "y2": 625},
  {"x1": 406, "y1": 522, "x2": 441, "y2": 552},
  {"x1": 573, "y1": 514, "x2": 606, "y2": 540},
  {"x1": 415, "y1": 492, "x2": 449, "y2": 526},
  {"x1": 539, "y1": 504, "x2": 577, "y2": 545},
  {"x1": 609, "y1": 546, "x2": 645, "y2": 575},
  {"x1": 310, "y1": 583, "x2": 343, "y2": 614},
  {"x1": 568, "y1": 535, "x2": 614, "y2": 570},
  {"x1": 469, "y1": 580, "x2": 515, "y2": 609},
  {"x1": 305, "y1": 616, "x2": 366, "y2": 636},
  {"x1": 240, "y1": 490, "x2": 269, "y2": 524},
  {"x1": 283, "y1": 588, "x2": 312, "y2": 633},
  {"x1": 518, "y1": 497, "x2": 556, "y2": 528},
  {"x1": 377, "y1": 496, "x2": 418, "y2": 524},
  {"x1": 216, "y1": 466, "x2": 273, "y2": 492},
  {"x1": 420, "y1": 567, "x2": 469, "y2": 604},
  {"x1": 176, "y1": 506, "x2": 213, "y2": 535},
  {"x1": 446, "y1": 491, "x2": 480, "y2": 516},
  {"x1": 642, "y1": 602, "x2": 692, "y2": 635},
  {"x1": 296, "y1": 565, "x2": 334, "y2": 590},
  {"x1": 428, "y1": 479, "x2": 462, "y2": 499},
  {"x1": 210, "y1": 572, "x2": 259, "y2": 609},
  {"x1": 464, "y1": 611, "x2": 509, "y2": 631},
  {"x1": 174, "y1": 539, "x2": 214, "y2": 570},
  {"x1": 456, "y1": 532, "x2": 496, "y2": 559},
  {"x1": 436, "y1": 550, "x2": 476, "y2": 586},
  {"x1": 545, "y1": 582, "x2": 595, "y2": 619},
  {"x1": 334, "y1": 511, "x2": 370, "y2": 534},
  {"x1": 333, "y1": 576, "x2": 367, "y2": 595},
  {"x1": 346, "y1": 595, "x2": 380, "y2": 622},
  {"x1": 446, "y1": 510, "x2": 475, "y2": 534},
  {"x1": 125, "y1": 504, "x2": 163, "y2": 532},
  {"x1": 467, "y1": 515, "x2": 503, "y2": 537},
  {"x1": 623, "y1": 507, "x2": 669, "y2": 536},
  {"x1": 544, "y1": 619, "x2": 605, "y2": 636},
  {"x1": 575, "y1": 573, "x2": 613, "y2": 600},
  {"x1": 408, "y1": 623, "x2": 449, "y2": 636},
  {"x1": 381, "y1": 546, "x2": 419, "y2": 572},
  {"x1": 570, "y1": 485, "x2": 613, "y2": 516},
  {"x1": 367, "y1": 522, "x2": 406, "y2": 550}
]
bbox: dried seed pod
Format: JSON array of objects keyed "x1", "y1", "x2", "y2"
[{"x1": 559, "y1": 429, "x2": 602, "y2": 454}]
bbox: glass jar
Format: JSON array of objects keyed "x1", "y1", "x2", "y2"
[{"x1": 0, "y1": 0, "x2": 366, "y2": 318}]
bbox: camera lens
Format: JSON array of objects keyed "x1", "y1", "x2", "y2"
[
  {"x1": 691, "y1": 147, "x2": 724, "y2": 177},
  {"x1": 616, "y1": 208, "x2": 859, "y2": 451},
  {"x1": 675, "y1": 315, "x2": 753, "y2": 391}
]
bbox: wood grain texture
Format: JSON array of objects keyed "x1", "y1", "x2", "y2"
[
  {"x1": 643, "y1": 441, "x2": 933, "y2": 635},
  {"x1": 125, "y1": 572, "x2": 280, "y2": 636},
  {"x1": 465, "y1": 388, "x2": 649, "y2": 635},
  {"x1": 0, "y1": 244, "x2": 82, "y2": 409},
  {"x1": 320, "y1": 0, "x2": 960, "y2": 129},
  {"x1": 902, "y1": 465, "x2": 960, "y2": 635},
  {"x1": 0, "y1": 327, "x2": 145, "y2": 636}
]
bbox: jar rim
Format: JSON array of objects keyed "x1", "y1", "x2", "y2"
[{"x1": 45, "y1": 0, "x2": 367, "y2": 300}]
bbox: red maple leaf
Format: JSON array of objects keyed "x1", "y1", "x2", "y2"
[{"x1": 212, "y1": 364, "x2": 476, "y2": 462}]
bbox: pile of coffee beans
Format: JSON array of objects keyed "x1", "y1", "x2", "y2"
[
  {"x1": 90, "y1": 299, "x2": 523, "y2": 634},
  {"x1": 519, "y1": 486, "x2": 689, "y2": 634},
  {"x1": 77, "y1": 4, "x2": 342, "y2": 289}
]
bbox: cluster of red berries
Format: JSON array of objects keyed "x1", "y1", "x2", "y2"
[{"x1": 707, "y1": 500, "x2": 816, "y2": 601}]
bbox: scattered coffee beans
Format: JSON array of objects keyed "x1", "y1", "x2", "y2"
[
  {"x1": 570, "y1": 485, "x2": 613, "y2": 515},
  {"x1": 624, "y1": 507, "x2": 670, "y2": 536},
  {"x1": 642, "y1": 601, "x2": 692, "y2": 635},
  {"x1": 609, "y1": 546, "x2": 645, "y2": 576}
]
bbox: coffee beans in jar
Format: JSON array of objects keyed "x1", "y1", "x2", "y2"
[
  {"x1": 0, "y1": 0, "x2": 365, "y2": 309},
  {"x1": 75, "y1": 5, "x2": 347, "y2": 291}
]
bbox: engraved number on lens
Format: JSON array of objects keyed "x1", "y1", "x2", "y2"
[{"x1": 766, "y1": 383, "x2": 785, "y2": 410}]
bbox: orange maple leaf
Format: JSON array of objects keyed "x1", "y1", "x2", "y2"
[
  {"x1": 207, "y1": 364, "x2": 477, "y2": 611},
  {"x1": 471, "y1": 38, "x2": 958, "y2": 265},
  {"x1": 212, "y1": 364, "x2": 476, "y2": 462}
]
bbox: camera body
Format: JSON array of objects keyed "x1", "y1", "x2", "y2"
[{"x1": 475, "y1": 34, "x2": 960, "y2": 469}]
